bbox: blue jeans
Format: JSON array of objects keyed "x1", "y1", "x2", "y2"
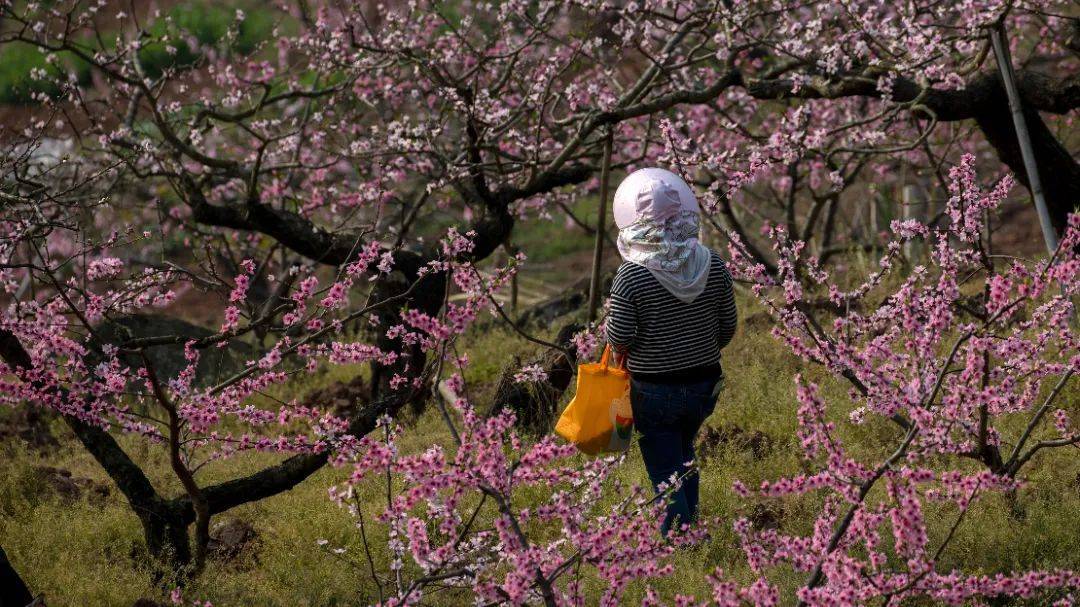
[{"x1": 631, "y1": 376, "x2": 719, "y2": 535}]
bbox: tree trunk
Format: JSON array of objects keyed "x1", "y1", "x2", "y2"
[
  {"x1": 140, "y1": 502, "x2": 193, "y2": 567},
  {"x1": 972, "y1": 75, "x2": 1080, "y2": 237},
  {"x1": 0, "y1": 543, "x2": 34, "y2": 607},
  {"x1": 0, "y1": 329, "x2": 192, "y2": 569},
  {"x1": 367, "y1": 250, "x2": 448, "y2": 416},
  {"x1": 486, "y1": 322, "x2": 581, "y2": 435},
  {"x1": 746, "y1": 69, "x2": 1080, "y2": 240}
]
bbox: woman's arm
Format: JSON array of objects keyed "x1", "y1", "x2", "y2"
[
  {"x1": 605, "y1": 270, "x2": 638, "y2": 359},
  {"x1": 716, "y1": 261, "x2": 738, "y2": 350}
]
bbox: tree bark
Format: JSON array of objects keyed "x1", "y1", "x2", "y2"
[
  {"x1": 486, "y1": 322, "x2": 581, "y2": 435},
  {"x1": 970, "y1": 75, "x2": 1080, "y2": 236},
  {"x1": 0, "y1": 542, "x2": 34, "y2": 607}
]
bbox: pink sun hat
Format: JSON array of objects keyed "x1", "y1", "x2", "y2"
[{"x1": 612, "y1": 168, "x2": 700, "y2": 230}]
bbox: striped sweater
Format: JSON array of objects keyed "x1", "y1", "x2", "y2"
[{"x1": 606, "y1": 250, "x2": 737, "y2": 382}]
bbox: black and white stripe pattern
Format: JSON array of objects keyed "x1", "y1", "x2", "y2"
[{"x1": 606, "y1": 250, "x2": 737, "y2": 376}]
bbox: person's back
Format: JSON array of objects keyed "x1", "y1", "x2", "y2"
[
  {"x1": 607, "y1": 250, "x2": 736, "y2": 382},
  {"x1": 603, "y1": 167, "x2": 737, "y2": 535}
]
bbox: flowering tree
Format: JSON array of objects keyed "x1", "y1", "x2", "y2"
[
  {"x1": 719, "y1": 156, "x2": 1079, "y2": 605},
  {"x1": 1, "y1": 0, "x2": 1078, "y2": 603},
  {"x1": 293, "y1": 158, "x2": 1078, "y2": 607},
  {"x1": 330, "y1": 388, "x2": 685, "y2": 607}
]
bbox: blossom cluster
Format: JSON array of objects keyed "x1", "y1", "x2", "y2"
[
  {"x1": 717, "y1": 157, "x2": 1080, "y2": 605},
  {"x1": 332, "y1": 382, "x2": 686, "y2": 607}
]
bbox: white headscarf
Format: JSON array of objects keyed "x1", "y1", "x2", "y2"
[{"x1": 613, "y1": 168, "x2": 711, "y2": 304}]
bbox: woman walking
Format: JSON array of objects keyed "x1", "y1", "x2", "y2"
[{"x1": 605, "y1": 168, "x2": 737, "y2": 535}]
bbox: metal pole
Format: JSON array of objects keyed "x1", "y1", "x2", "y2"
[
  {"x1": 506, "y1": 243, "x2": 519, "y2": 314},
  {"x1": 991, "y1": 25, "x2": 1074, "y2": 329},
  {"x1": 989, "y1": 24, "x2": 1059, "y2": 255},
  {"x1": 586, "y1": 128, "x2": 614, "y2": 324},
  {"x1": 902, "y1": 184, "x2": 919, "y2": 263}
]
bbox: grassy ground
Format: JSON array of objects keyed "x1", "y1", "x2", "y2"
[{"x1": 2, "y1": 223, "x2": 1079, "y2": 605}]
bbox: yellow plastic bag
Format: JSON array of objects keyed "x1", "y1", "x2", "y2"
[{"x1": 555, "y1": 345, "x2": 633, "y2": 455}]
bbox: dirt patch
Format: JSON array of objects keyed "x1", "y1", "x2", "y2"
[
  {"x1": 697, "y1": 423, "x2": 774, "y2": 463},
  {"x1": 208, "y1": 518, "x2": 260, "y2": 564},
  {"x1": 748, "y1": 503, "x2": 784, "y2": 531},
  {"x1": 31, "y1": 465, "x2": 110, "y2": 506},
  {"x1": 0, "y1": 408, "x2": 58, "y2": 453},
  {"x1": 742, "y1": 311, "x2": 773, "y2": 331},
  {"x1": 300, "y1": 375, "x2": 369, "y2": 418}
]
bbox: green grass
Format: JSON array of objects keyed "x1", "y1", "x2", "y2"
[{"x1": 511, "y1": 197, "x2": 601, "y2": 265}]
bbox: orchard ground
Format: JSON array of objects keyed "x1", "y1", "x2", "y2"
[{"x1": 1, "y1": 213, "x2": 1077, "y2": 606}]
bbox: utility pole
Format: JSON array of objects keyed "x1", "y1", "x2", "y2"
[
  {"x1": 902, "y1": 183, "x2": 921, "y2": 263},
  {"x1": 505, "y1": 243, "x2": 519, "y2": 315},
  {"x1": 991, "y1": 23, "x2": 1073, "y2": 327},
  {"x1": 586, "y1": 129, "x2": 614, "y2": 324},
  {"x1": 989, "y1": 23, "x2": 1059, "y2": 255}
]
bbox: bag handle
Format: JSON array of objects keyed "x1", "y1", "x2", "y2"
[{"x1": 599, "y1": 344, "x2": 626, "y2": 371}]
